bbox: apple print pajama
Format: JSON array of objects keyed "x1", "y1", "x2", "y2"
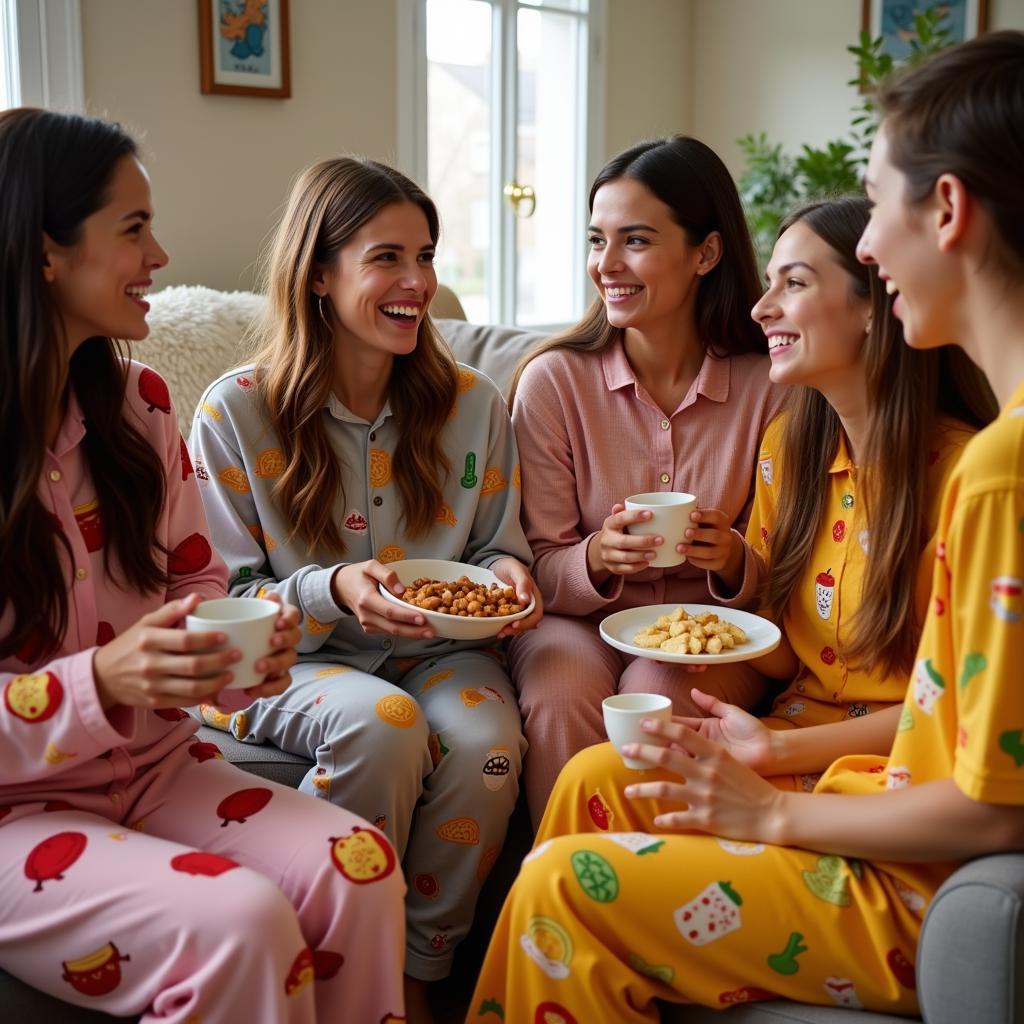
[
  {"x1": 711, "y1": 414, "x2": 972, "y2": 792},
  {"x1": 190, "y1": 362, "x2": 532, "y2": 979},
  {"x1": 0, "y1": 363, "x2": 405, "y2": 1023},
  {"x1": 469, "y1": 383, "x2": 1024, "y2": 1022}
]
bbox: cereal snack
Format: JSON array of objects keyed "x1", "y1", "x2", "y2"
[
  {"x1": 632, "y1": 607, "x2": 747, "y2": 655},
  {"x1": 400, "y1": 576, "x2": 525, "y2": 618}
]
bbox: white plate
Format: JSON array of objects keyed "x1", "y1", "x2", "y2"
[
  {"x1": 599, "y1": 604, "x2": 781, "y2": 665},
  {"x1": 378, "y1": 558, "x2": 535, "y2": 641}
]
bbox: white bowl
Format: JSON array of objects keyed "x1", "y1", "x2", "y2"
[{"x1": 378, "y1": 558, "x2": 535, "y2": 641}]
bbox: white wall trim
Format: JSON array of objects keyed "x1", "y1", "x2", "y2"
[
  {"x1": 395, "y1": 0, "x2": 426, "y2": 179},
  {"x1": 12, "y1": 0, "x2": 83, "y2": 111}
]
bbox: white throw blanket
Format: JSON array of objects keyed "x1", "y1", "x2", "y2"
[{"x1": 133, "y1": 285, "x2": 266, "y2": 436}]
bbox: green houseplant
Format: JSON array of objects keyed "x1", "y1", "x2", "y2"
[{"x1": 737, "y1": 7, "x2": 956, "y2": 266}]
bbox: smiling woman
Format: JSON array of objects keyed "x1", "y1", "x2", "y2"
[{"x1": 189, "y1": 156, "x2": 542, "y2": 1009}]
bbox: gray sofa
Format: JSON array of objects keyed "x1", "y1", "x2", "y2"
[{"x1": 6, "y1": 287, "x2": 1022, "y2": 1023}]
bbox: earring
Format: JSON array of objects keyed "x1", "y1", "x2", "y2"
[{"x1": 317, "y1": 295, "x2": 331, "y2": 327}]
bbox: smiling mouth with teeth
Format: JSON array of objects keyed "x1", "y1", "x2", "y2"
[
  {"x1": 379, "y1": 303, "x2": 420, "y2": 321},
  {"x1": 605, "y1": 286, "x2": 643, "y2": 299},
  {"x1": 768, "y1": 334, "x2": 799, "y2": 351},
  {"x1": 126, "y1": 286, "x2": 149, "y2": 299}
]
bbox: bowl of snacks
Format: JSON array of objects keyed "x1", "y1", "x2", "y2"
[{"x1": 378, "y1": 558, "x2": 535, "y2": 640}]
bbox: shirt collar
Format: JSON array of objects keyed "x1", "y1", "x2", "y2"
[
  {"x1": 53, "y1": 383, "x2": 88, "y2": 457},
  {"x1": 601, "y1": 338, "x2": 732, "y2": 405},
  {"x1": 325, "y1": 392, "x2": 393, "y2": 430},
  {"x1": 828, "y1": 430, "x2": 855, "y2": 475}
]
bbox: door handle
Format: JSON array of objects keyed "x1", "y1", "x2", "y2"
[{"x1": 503, "y1": 180, "x2": 536, "y2": 218}]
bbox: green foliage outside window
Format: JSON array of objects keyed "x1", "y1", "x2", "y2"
[{"x1": 737, "y1": 8, "x2": 955, "y2": 267}]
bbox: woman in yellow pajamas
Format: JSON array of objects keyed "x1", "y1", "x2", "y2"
[{"x1": 471, "y1": 31, "x2": 1024, "y2": 1023}]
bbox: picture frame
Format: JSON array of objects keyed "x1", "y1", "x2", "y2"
[
  {"x1": 861, "y1": 0, "x2": 989, "y2": 60},
  {"x1": 198, "y1": 0, "x2": 291, "y2": 99}
]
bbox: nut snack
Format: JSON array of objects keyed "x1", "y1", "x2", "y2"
[
  {"x1": 400, "y1": 576, "x2": 524, "y2": 618},
  {"x1": 633, "y1": 606, "x2": 748, "y2": 655}
]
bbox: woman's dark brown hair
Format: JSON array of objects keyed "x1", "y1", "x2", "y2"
[
  {"x1": 763, "y1": 196, "x2": 996, "y2": 676},
  {"x1": 509, "y1": 135, "x2": 765, "y2": 403},
  {"x1": 0, "y1": 108, "x2": 168, "y2": 662},
  {"x1": 252, "y1": 158, "x2": 457, "y2": 554},
  {"x1": 877, "y1": 30, "x2": 1024, "y2": 272}
]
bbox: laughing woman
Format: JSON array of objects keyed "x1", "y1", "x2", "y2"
[
  {"x1": 470, "y1": 32, "x2": 1024, "y2": 1022},
  {"x1": 0, "y1": 110, "x2": 405, "y2": 1024},
  {"x1": 190, "y1": 158, "x2": 540, "y2": 1020}
]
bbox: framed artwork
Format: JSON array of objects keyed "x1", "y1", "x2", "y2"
[
  {"x1": 198, "y1": 0, "x2": 291, "y2": 98},
  {"x1": 861, "y1": 0, "x2": 989, "y2": 60}
]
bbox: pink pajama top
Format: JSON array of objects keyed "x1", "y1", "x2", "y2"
[
  {"x1": 512, "y1": 341, "x2": 787, "y2": 619},
  {"x1": 0, "y1": 361, "x2": 228, "y2": 816}
]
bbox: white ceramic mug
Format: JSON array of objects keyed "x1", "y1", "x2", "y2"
[
  {"x1": 185, "y1": 597, "x2": 279, "y2": 690},
  {"x1": 602, "y1": 692, "x2": 673, "y2": 769},
  {"x1": 624, "y1": 491, "x2": 697, "y2": 568}
]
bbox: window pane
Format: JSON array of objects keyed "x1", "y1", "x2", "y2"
[
  {"x1": 426, "y1": 0, "x2": 493, "y2": 324},
  {"x1": 0, "y1": 4, "x2": 13, "y2": 110},
  {"x1": 519, "y1": 0, "x2": 588, "y2": 12},
  {"x1": 515, "y1": 6, "x2": 583, "y2": 325}
]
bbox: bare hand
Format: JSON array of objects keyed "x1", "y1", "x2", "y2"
[
  {"x1": 488, "y1": 557, "x2": 544, "y2": 637},
  {"x1": 622, "y1": 716, "x2": 785, "y2": 840},
  {"x1": 678, "y1": 508, "x2": 743, "y2": 578},
  {"x1": 331, "y1": 561, "x2": 435, "y2": 640},
  {"x1": 244, "y1": 593, "x2": 301, "y2": 700},
  {"x1": 587, "y1": 503, "x2": 662, "y2": 579},
  {"x1": 93, "y1": 594, "x2": 242, "y2": 710},
  {"x1": 670, "y1": 688, "x2": 778, "y2": 773}
]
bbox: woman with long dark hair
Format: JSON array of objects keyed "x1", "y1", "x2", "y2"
[
  {"x1": 509, "y1": 135, "x2": 787, "y2": 825},
  {"x1": 471, "y1": 32, "x2": 1024, "y2": 1021},
  {"x1": 190, "y1": 157, "x2": 541, "y2": 1019},
  {"x1": 0, "y1": 109, "x2": 405, "y2": 1023}
]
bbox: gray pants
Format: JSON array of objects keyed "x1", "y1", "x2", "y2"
[{"x1": 221, "y1": 649, "x2": 525, "y2": 980}]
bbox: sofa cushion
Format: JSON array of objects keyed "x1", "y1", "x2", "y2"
[{"x1": 433, "y1": 319, "x2": 547, "y2": 398}]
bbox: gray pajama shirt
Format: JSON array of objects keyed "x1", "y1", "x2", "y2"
[{"x1": 190, "y1": 362, "x2": 532, "y2": 979}]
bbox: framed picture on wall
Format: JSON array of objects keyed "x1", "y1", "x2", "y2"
[
  {"x1": 862, "y1": 0, "x2": 989, "y2": 60},
  {"x1": 198, "y1": 0, "x2": 291, "y2": 98}
]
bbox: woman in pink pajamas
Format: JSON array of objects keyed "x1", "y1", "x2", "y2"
[
  {"x1": 509, "y1": 136, "x2": 788, "y2": 824},
  {"x1": 0, "y1": 108, "x2": 406, "y2": 1023}
]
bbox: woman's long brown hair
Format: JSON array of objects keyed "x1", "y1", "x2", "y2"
[
  {"x1": 509, "y1": 135, "x2": 766, "y2": 404},
  {"x1": 0, "y1": 109, "x2": 168, "y2": 662},
  {"x1": 252, "y1": 158, "x2": 457, "y2": 554},
  {"x1": 763, "y1": 196, "x2": 996, "y2": 677}
]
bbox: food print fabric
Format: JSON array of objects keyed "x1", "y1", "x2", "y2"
[
  {"x1": 468, "y1": 383, "x2": 1024, "y2": 1021},
  {"x1": 0, "y1": 362, "x2": 406, "y2": 1023}
]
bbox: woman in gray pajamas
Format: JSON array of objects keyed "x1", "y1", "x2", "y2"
[{"x1": 190, "y1": 157, "x2": 542, "y2": 1019}]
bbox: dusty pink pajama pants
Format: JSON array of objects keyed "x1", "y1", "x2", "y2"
[
  {"x1": 510, "y1": 614, "x2": 769, "y2": 829},
  {"x1": 0, "y1": 747, "x2": 405, "y2": 1023}
]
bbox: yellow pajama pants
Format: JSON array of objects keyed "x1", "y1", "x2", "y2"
[{"x1": 470, "y1": 743, "x2": 926, "y2": 1023}]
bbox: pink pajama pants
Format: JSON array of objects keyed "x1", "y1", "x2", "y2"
[
  {"x1": 0, "y1": 748, "x2": 405, "y2": 1023},
  {"x1": 510, "y1": 614, "x2": 769, "y2": 828}
]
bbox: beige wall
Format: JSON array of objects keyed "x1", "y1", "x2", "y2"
[
  {"x1": 691, "y1": 0, "x2": 1024, "y2": 175},
  {"x1": 604, "y1": 0, "x2": 692, "y2": 159},
  {"x1": 81, "y1": 0, "x2": 1024, "y2": 290},
  {"x1": 83, "y1": 0, "x2": 400, "y2": 292}
]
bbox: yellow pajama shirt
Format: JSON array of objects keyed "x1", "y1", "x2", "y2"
[{"x1": 470, "y1": 384, "x2": 1024, "y2": 1022}]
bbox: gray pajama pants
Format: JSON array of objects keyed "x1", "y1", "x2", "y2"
[{"x1": 217, "y1": 649, "x2": 525, "y2": 980}]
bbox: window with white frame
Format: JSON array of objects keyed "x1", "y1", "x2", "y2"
[
  {"x1": 1, "y1": 0, "x2": 83, "y2": 112},
  {"x1": 398, "y1": 0, "x2": 605, "y2": 328}
]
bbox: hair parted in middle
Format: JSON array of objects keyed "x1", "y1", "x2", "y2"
[
  {"x1": 252, "y1": 157, "x2": 457, "y2": 554},
  {"x1": 509, "y1": 134, "x2": 766, "y2": 404},
  {"x1": 762, "y1": 195, "x2": 997, "y2": 677}
]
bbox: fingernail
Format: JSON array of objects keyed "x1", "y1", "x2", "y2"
[
  {"x1": 215, "y1": 632, "x2": 227, "y2": 644},
  {"x1": 624, "y1": 785, "x2": 637, "y2": 797},
  {"x1": 641, "y1": 717, "x2": 655, "y2": 728},
  {"x1": 654, "y1": 816, "x2": 666, "y2": 826},
  {"x1": 393, "y1": 584, "x2": 404, "y2": 594},
  {"x1": 255, "y1": 660, "x2": 268, "y2": 672},
  {"x1": 623, "y1": 744, "x2": 637, "y2": 755},
  {"x1": 644, "y1": 551, "x2": 655, "y2": 560}
]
